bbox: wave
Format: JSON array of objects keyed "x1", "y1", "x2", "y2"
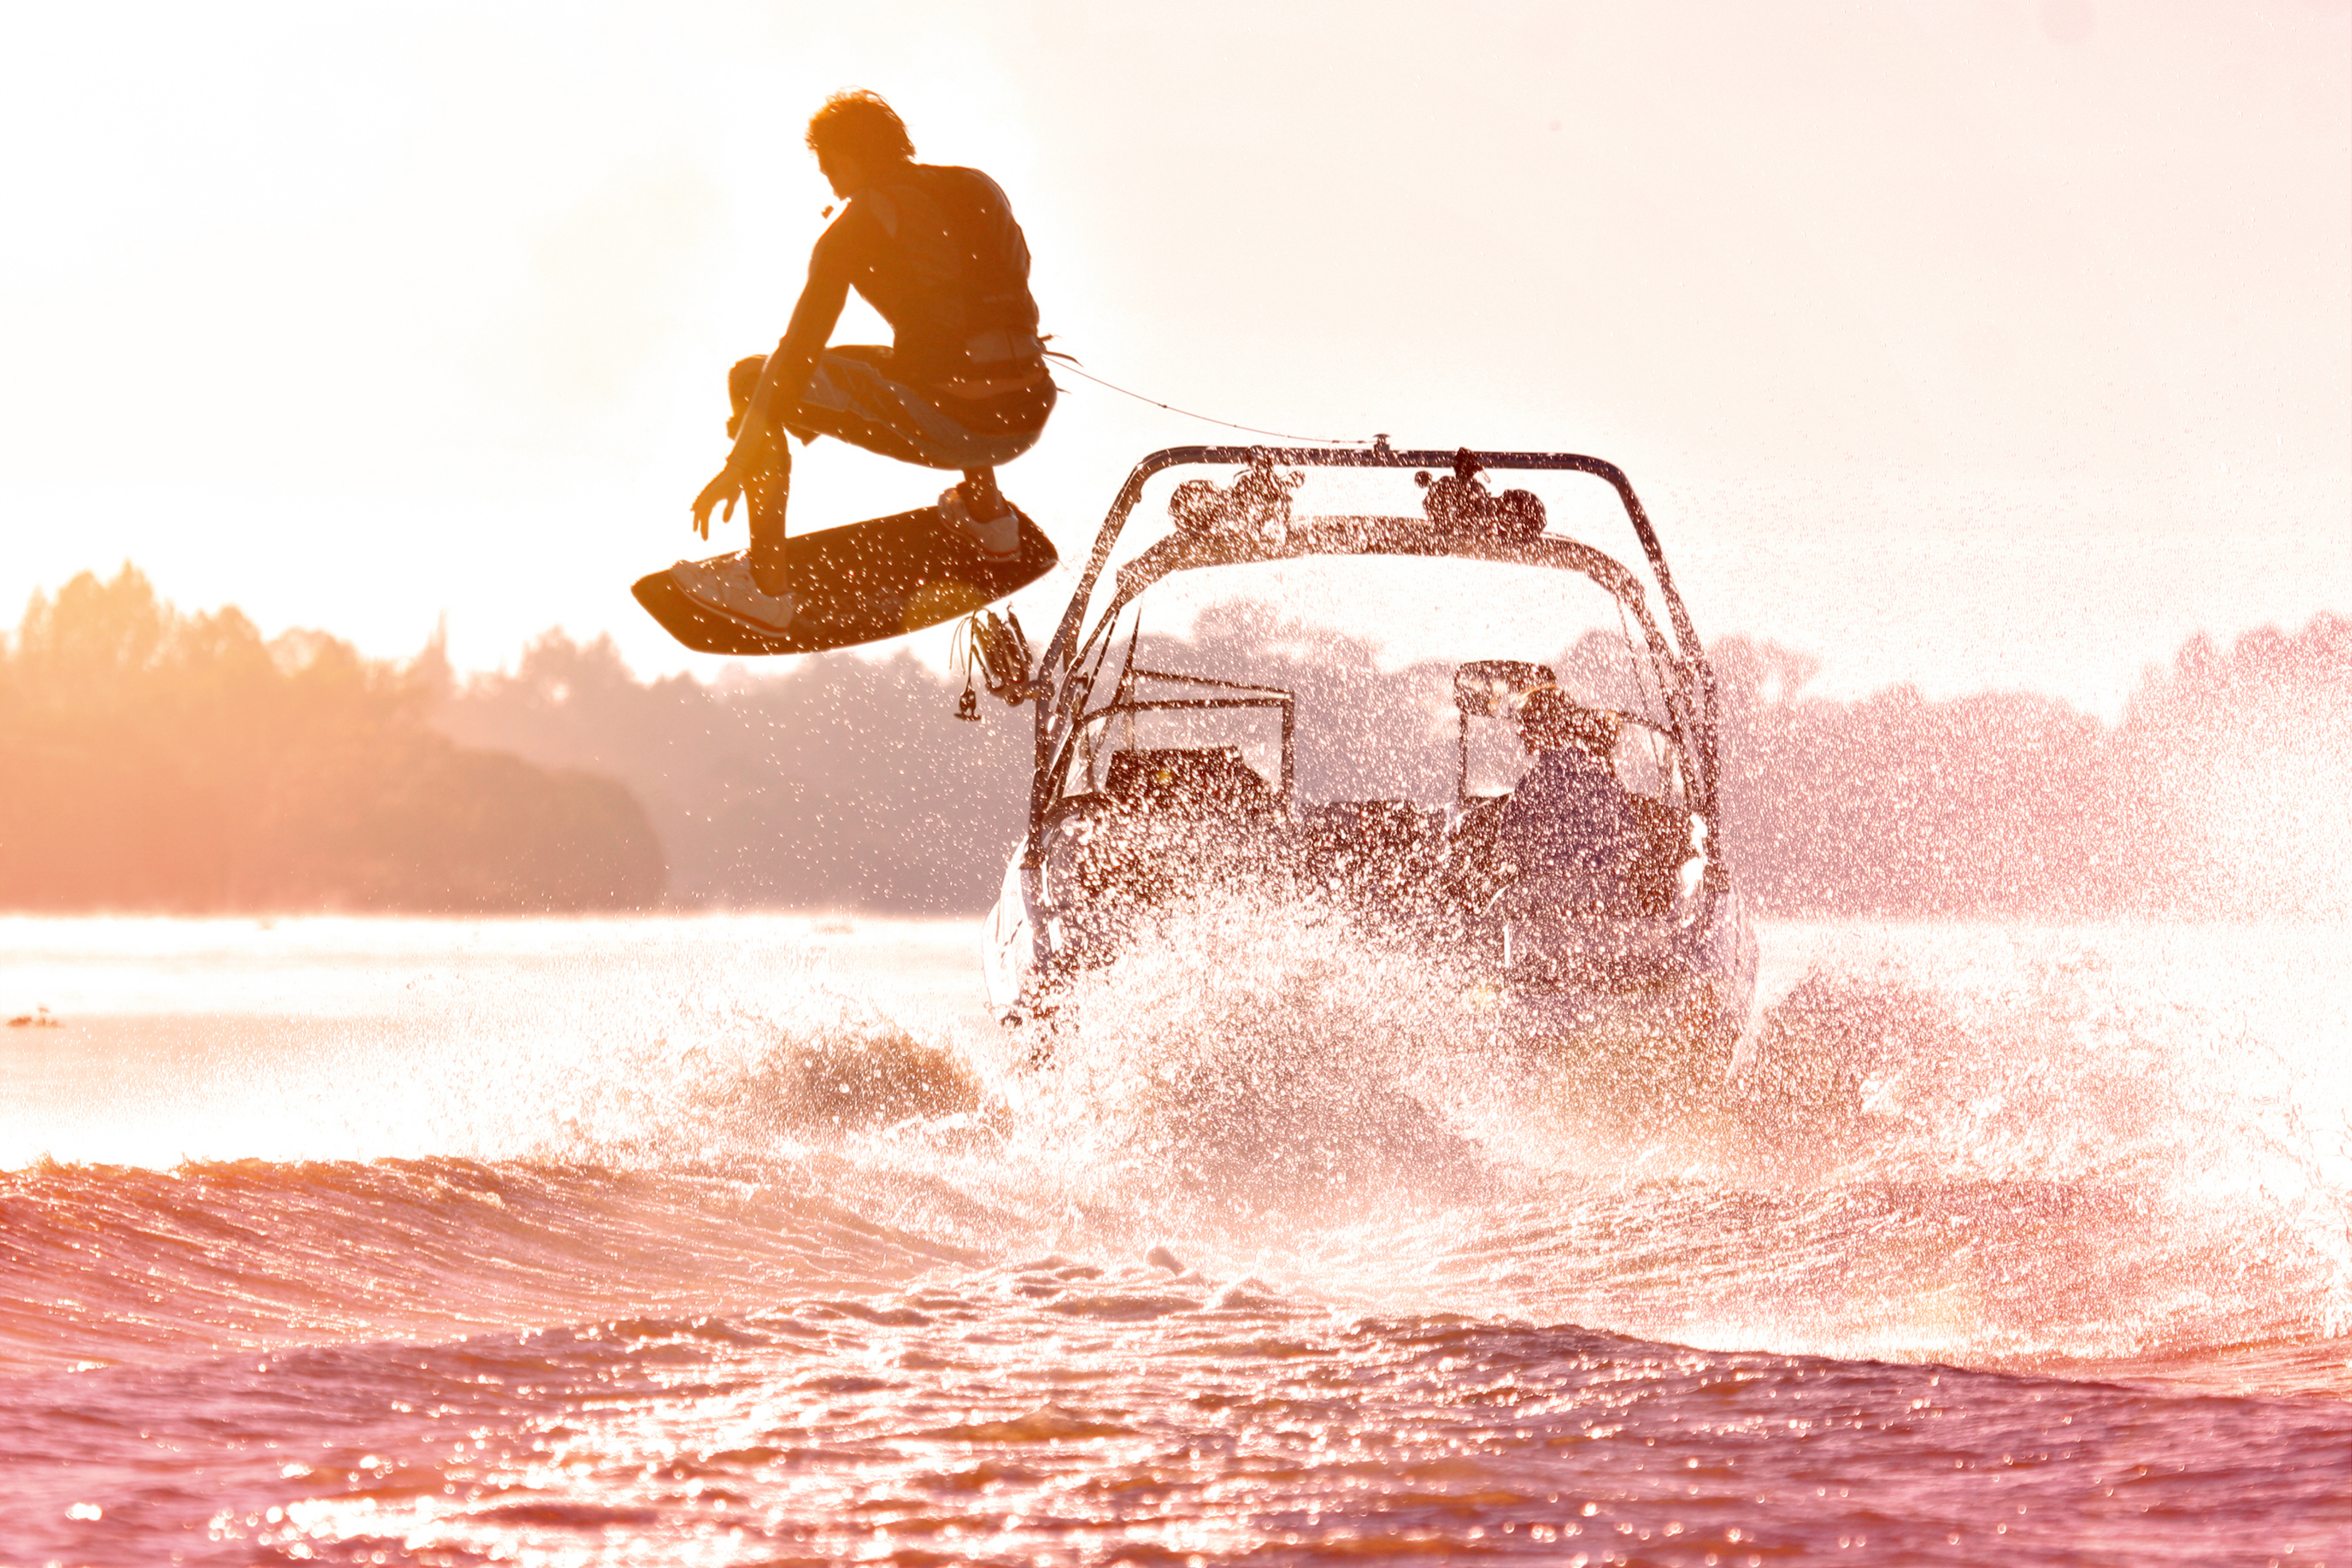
[
  {"x1": 0, "y1": 1154, "x2": 991, "y2": 1377},
  {"x1": 956, "y1": 899, "x2": 2352, "y2": 1391},
  {"x1": 6, "y1": 911, "x2": 2344, "y2": 1395}
]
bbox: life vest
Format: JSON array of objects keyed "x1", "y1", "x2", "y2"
[{"x1": 845, "y1": 165, "x2": 1042, "y2": 384}]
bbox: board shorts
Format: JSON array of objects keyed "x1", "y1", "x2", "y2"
[{"x1": 731, "y1": 347, "x2": 1054, "y2": 471}]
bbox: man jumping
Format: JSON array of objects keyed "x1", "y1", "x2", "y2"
[{"x1": 680, "y1": 90, "x2": 1054, "y2": 633}]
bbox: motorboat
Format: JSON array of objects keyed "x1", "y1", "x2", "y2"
[{"x1": 970, "y1": 441, "x2": 1756, "y2": 1084}]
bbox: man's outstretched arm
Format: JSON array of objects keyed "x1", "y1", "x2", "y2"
[{"x1": 692, "y1": 235, "x2": 854, "y2": 537}]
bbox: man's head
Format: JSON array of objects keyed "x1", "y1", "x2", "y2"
[
  {"x1": 1513, "y1": 685, "x2": 1621, "y2": 759},
  {"x1": 806, "y1": 90, "x2": 914, "y2": 196}
]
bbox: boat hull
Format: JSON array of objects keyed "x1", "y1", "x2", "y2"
[
  {"x1": 979, "y1": 847, "x2": 1756, "y2": 1085},
  {"x1": 1486, "y1": 878, "x2": 1758, "y2": 1090}
]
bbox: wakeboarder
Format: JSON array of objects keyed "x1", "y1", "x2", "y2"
[{"x1": 671, "y1": 90, "x2": 1055, "y2": 637}]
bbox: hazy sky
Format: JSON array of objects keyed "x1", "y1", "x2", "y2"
[{"x1": 2, "y1": 0, "x2": 2345, "y2": 714}]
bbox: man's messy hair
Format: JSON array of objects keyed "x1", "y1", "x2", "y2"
[{"x1": 806, "y1": 90, "x2": 914, "y2": 164}]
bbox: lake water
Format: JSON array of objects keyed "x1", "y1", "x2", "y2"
[{"x1": 1, "y1": 911, "x2": 2346, "y2": 1566}]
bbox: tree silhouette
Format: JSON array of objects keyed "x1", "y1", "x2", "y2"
[
  {"x1": 0, "y1": 567, "x2": 664, "y2": 912},
  {"x1": 9, "y1": 566, "x2": 2340, "y2": 919}
]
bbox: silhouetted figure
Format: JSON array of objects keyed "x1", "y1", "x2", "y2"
[
  {"x1": 1493, "y1": 685, "x2": 1647, "y2": 914},
  {"x1": 682, "y1": 90, "x2": 1054, "y2": 632}
]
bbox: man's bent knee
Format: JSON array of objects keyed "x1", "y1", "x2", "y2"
[{"x1": 726, "y1": 354, "x2": 767, "y2": 437}]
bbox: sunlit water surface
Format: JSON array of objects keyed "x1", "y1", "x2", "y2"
[{"x1": 1, "y1": 912, "x2": 2345, "y2": 1566}]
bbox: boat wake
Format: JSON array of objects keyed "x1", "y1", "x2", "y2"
[
  {"x1": 7, "y1": 914, "x2": 2342, "y2": 1401},
  {"x1": 955, "y1": 900, "x2": 2348, "y2": 1390}
]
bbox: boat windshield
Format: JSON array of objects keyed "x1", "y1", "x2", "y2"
[{"x1": 1070, "y1": 552, "x2": 1683, "y2": 814}]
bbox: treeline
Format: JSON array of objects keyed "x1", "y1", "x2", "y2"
[
  {"x1": 434, "y1": 601, "x2": 2347, "y2": 920},
  {"x1": 1713, "y1": 614, "x2": 2350, "y2": 919},
  {"x1": 0, "y1": 567, "x2": 663, "y2": 913},
  {"x1": 7, "y1": 564, "x2": 2341, "y2": 919},
  {"x1": 430, "y1": 628, "x2": 1034, "y2": 911}
]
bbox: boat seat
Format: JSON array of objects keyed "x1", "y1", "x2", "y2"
[
  {"x1": 1491, "y1": 779, "x2": 1693, "y2": 919},
  {"x1": 1299, "y1": 799, "x2": 1441, "y2": 846},
  {"x1": 1104, "y1": 747, "x2": 1275, "y2": 818},
  {"x1": 1297, "y1": 799, "x2": 1444, "y2": 906}
]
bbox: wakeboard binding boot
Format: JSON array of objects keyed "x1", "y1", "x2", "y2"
[{"x1": 940, "y1": 468, "x2": 1021, "y2": 563}]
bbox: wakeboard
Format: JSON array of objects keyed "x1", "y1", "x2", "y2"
[{"x1": 633, "y1": 503, "x2": 1057, "y2": 657}]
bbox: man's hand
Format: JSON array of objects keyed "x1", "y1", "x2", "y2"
[
  {"x1": 693, "y1": 420, "x2": 777, "y2": 539},
  {"x1": 692, "y1": 462, "x2": 744, "y2": 540}
]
